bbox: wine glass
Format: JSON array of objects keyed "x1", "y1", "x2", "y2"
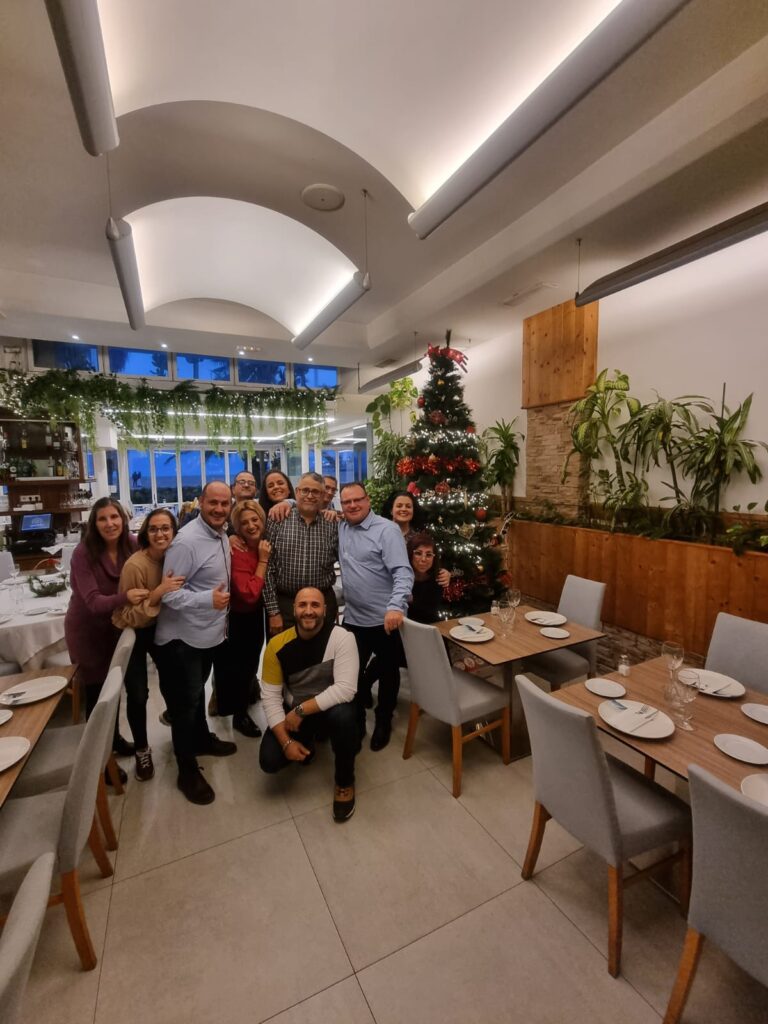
[
  {"x1": 673, "y1": 669, "x2": 699, "y2": 731},
  {"x1": 497, "y1": 600, "x2": 513, "y2": 636},
  {"x1": 507, "y1": 588, "x2": 521, "y2": 612},
  {"x1": 661, "y1": 641, "x2": 684, "y2": 680}
]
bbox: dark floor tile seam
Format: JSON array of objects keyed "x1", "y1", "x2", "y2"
[
  {"x1": 107, "y1": 810, "x2": 297, "y2": 887},
  {"x1": 88, "y1": 873, "x2": 114, "y2": 1024},
  {"x1": 287, "y1": 763, "x2": 434, "y2": 823},
  {"x1": 256, "y1": 973, "x2": 364, "y2": 1024}
]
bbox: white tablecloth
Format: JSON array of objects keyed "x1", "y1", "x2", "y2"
[{"x1": 0, "y1": 584, "x2": 70, "y2": 670}]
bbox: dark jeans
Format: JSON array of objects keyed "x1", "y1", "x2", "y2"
[
  {"x1": 122, "y1": 624, "x2": 171, "y2": 749},
  {"x1": 216, "y1": 608, "x2": 265, "y2": 717},
  {"x1": 276, "y1": 587, "x2": 338, "y2": 630},
  {"x1": 346, "y1": 623, "x2": 403, "y2": 725},
  {"x1": 154, "y1": 639, "x2": 222, "y2": 770},
  {"x1": 259, "y1": 702, "x2": 358, "y2": 787}
]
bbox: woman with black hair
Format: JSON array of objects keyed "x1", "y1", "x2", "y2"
[
  {"x1": 258, "y1": 469, "x2": 296, "y2": 513},
  {"x1": 112, "y1": 508, "x2": 185, "y2": 780},
  {"x1": 406, "y1": 532, "x2": 448, "y2": 623},
  {"x1": 381, "y1": 490, "x2": 424, "y2": 539}
]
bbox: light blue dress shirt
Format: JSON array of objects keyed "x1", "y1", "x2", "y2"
[
  {"x1": 155, "y1": 514, "x2": 231, "y2": 649},
  {"x1": 338, "y1": 512, "x2": 414, "y2": 627}
]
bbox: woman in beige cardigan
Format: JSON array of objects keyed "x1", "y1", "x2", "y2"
[{"x1": 112, "y1": 508, "x2": 184, "y2": 781}]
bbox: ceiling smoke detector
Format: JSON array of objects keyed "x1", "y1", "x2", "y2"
[
  {"x1": 502, "y1": 282, "x2": 557, "y2": 307},
  {"x1": 301, "y1": 184, "x2": 346, "y2": 212}
]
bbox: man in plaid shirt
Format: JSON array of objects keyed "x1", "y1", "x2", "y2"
[{"x1": 264, "y1": 472, "x2": 339, "y2": 634}]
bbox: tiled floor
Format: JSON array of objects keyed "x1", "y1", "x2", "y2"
[{"x1": 19, "y1": 678, "x2": 768, "y2": 1024}]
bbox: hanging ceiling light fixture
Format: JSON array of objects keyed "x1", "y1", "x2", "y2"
[
  {"x1": 106, "y1": 217, "x2": 145, "y2": 330},
  {"x1": 45, "y1": 0, "x2": 119, "y2": 156},
  {"x1": 575, "y1": 199, "x2": 768, "y2": 306},
  {"x1": 358, "y1": 358, "x2": 423, "y2": 394},
  {"x1": 408, "y1": 0, "x2": 690, "y2": 239},
  {"x1": 292, "y1": 189, "x2": 371, "y2": 350}
]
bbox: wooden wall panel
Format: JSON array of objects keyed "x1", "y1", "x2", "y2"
[
  {"x1": 506, "y1": 520, "x2": 768, "y2": 657},
  {"x1": 522, "y1": 298, "x2": 598, "y2": 409}
]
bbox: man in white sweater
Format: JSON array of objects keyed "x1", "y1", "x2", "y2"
[{"x1": 259, "y1": 587, "x2": 359, "y2": 822}]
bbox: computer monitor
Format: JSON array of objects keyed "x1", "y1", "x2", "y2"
[{"x1": 20, "y1": 513, "x2": 53, "y2": 533}]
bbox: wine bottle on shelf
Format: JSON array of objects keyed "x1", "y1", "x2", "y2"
[
  {"x1": 45, "y1": 423, "x2": 52, "y2": 447},
  {"x1": 20, "y1": 427, "x2": 28, "y2": 449},
  {"x1": 48, "y1": 456, "x2": 55, "y2": 477},
  {"x1": 55, "y1": 459, "x2": 64, "y2": 478}
]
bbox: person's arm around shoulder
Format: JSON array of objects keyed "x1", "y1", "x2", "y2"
[{"x1": 112, "y1": 556, "x2": 160, "y2": 628}]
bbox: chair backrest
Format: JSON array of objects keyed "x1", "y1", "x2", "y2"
[
  {"x1": 687, "y1": 766, "x2": 768, "y2": 986},
  {"x1": 0, "y1": 852, "x2": 55, "y2": 1024},
  {"x1": 109, "y1": 627, "x2": 136, "y2": 677},
  {"x1": 96, "y1": 665, "x2": 125, "y2": 769},
  {"x1": 0, "y1": 551, "x2": 15, "y2": 584},
  {"x1": 516, "y1": 674, "x2": 622, "y2": 865},
  {"x1": 557, "y1": 575, "x2": 606, "y2": 675},
  {"x1": 58, "y1": 699, "x2": 118, "y2": 872},
  {"x1": 400, "y1": 619, "x2": 462, "y2": 725},
  {"x1": 705, "y1": 612, "x2": 768, "y2": 695}
]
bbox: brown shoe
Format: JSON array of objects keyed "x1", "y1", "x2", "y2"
[{"x1": 332, "y1": 785, "x2": 355, "y2": 823}]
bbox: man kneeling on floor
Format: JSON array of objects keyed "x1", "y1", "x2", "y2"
[{"x1": 259, "y1": 587, "x2": 359, "y2": 822}]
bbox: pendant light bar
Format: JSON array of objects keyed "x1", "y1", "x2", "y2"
[
  {"x1": 291, "y1": 271, "x2": 370, "y2": 351},
  {"x1": 358, "y1": 359, "x2": 423, "y2": 394},
  {"x1": 106, "y1": 217, "x2": 145, "y2": 330}
]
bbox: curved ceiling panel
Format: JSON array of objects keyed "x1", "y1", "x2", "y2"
[
  {"x1": 98, "y1": 0, "x2": 623, "y2": 207},
  {"x1": 125, "y1": 197, "x2": 357, "y2": 335}
]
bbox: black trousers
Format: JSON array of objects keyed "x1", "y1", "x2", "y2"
[
  {"x1": 155, "y1": 640, "x2": 222, "y2": 769},
  {"x1": 122, "y1": 624, "x2": 171, "y2": 749},
  {"x1": 216, "y1": 608, "x2": 265, "y2": 717},
  {"x1": 346, "y1": 623, "x2": 403, "y2": 724},
  {"x1": 259, "y1": 702, "x2": 358, "y2": 787}
]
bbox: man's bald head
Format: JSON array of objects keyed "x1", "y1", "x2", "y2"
[{"x1": 293, "y1": 587, "x2": 326, "y2": 639}]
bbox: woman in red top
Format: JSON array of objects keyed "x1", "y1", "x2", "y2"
[{"x1": 218, "y1": 499, "x2": 271, "y2": 737}]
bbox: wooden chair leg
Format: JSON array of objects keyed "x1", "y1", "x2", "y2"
[
  {"x1": 106, "y1": 754, "x2": 124, "y2": 796},
  {"x1": 500, "y1": 704, "x2": 511, "y2": 764},
  {"x1": 663, "y1": 928, "x2": 704, "y2": 1024},
  {"x1": 643, "y1": 756, "x2": 656, "y2": 780},
  {"x1": 96, "y1": 775, "x2": 118, "y2": 851},
  {"x1": 521, "y1": 801, "x2": 550, "y2": 879},
  {"x1": 402, "y1": 702, "x2": 421, "y2": 760},
  {"x1": 607, "y1": 864, "x2": 624, "y2": 977},
  {"x1": 451, "y1": 725, "x2": 463, "y2": 798},
  {"x1": 60, "y1": 869, "x2": 98, "y2": 971},
  {"x1": 88, "y1": 817, "x2": 114, "y2": 878},
  {"x1": 678, "y1": 841, "x2": 692, "y2": 914}
]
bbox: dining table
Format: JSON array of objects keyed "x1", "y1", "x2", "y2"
[
  {"x1": 553, "y1": 657, "x2": 768, "y2": 792},
  {"x1": 437, "y1": 605, "x2": 605, "y2": 758},
  {"x1": 0, "y1": 578, "x2": 71, "y2": 670},
  {"x1": 0, "y1": 665, "x2": 75, "y2": 808}
]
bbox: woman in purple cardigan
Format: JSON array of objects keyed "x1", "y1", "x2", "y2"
[{"x1": 65, "y1": 498, "x2": 148, "y2": 757}]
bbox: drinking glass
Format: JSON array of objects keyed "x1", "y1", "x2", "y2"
[
  {"x1": 667, "y1": 669, "x2": 698, "y2": 731},
  {"x1": 497, "y1": 600, "x2": 513, "y2": 636},
  {"x1": 507, "y1": 588, "x2": 521, "y2": 611},
  {"x1": 490, "y1": 600, "x2": 500, "y2": 618},
  {"x1": 661, "y1": 641, "x2": 684, "y2": 680}
]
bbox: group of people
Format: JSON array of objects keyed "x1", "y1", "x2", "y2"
[{"x1": 64, "y1": 469, "x2": 450, "y2": 821}]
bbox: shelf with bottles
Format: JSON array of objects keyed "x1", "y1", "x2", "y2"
[{"x1": 0, "y1": 416, "x2": 83, "y2": 483}]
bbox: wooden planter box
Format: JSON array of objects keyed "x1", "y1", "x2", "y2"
[{"x1": 506, "y1": 520, "x2": 768, "y2": 658}]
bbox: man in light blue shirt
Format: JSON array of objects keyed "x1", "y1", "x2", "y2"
[
  {"x1": 338, "y1": 481, "x2": 414, "y2": 751},
  {"x1": 156, "y1": 481, "x2": 236, "y2": 805}
]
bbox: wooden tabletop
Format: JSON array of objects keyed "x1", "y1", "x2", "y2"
[
  {"x1": 553, "y1": 657, "x2": 768, "y2": 791},
  {"x1": 436, "y1": 605, "x2": 605, "y2": 666},
  {"x1": 0, "y1": 666, "x2": 74, "y2": 808}
]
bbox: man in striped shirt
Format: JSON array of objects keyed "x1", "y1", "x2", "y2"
[{"x1": 264, "y1": 472, "x2": 339, "y2": 635}]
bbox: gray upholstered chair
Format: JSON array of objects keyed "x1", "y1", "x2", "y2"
[
  {"x1": 0, "y1": 661, "x2": 22, "y2": 678},
  {"x1": 400, "y1": 618, "x2": 511, "y2": 797},
  {"x1": 0, "y1": 551, "x2": 15, "y2": 583},
  {"x1": 705, "y1": 612, "x2": 768, "y2": 695},
  {"x1": 0, "y1": 694, "x2": 119, "y2": 970},
  {"x1": 11, "y1": 645, "x2": 133, "y2": 851},
  {"x1": 0, "y1": 853, "x2": 55, "y2": 1024},
  {"x1": 516, "y1": 673, "x2": 691, "y2": 976},
  {"x1": 663, "y1": 766, "x2": 768, "y2": 1024},
  {"x1": 522, "y1": 575, "x2": 606, "y2": 690}
]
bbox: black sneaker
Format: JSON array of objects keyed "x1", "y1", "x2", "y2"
[
  {"x1": 370, "y1": 720, "x2": 392, "y2": 752},
  {"x1": 134, "y1": 747, "x2": 155, "y2": 782},
  {"x1": 197, "y1": 735, "x2": 237, "y2": 757},
  {"x1": 177, "y1": 766, "x2": 215, "y2": 805},
  {"x1": 114, "y1": 734, "x2": 136, "y2": 757},
  {"x1": 333, "y1": 785, "x2": 355, "y2": 822},
  {"x1": 232, "y1": 714, "x2": 262, "y2": 738}
]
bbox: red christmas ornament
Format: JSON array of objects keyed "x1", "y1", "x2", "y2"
[
  {"x1": 406, "y1": 482, "x2": 421, "y2": 497},
  {"x1": 428, "y1": 410, "x2": 446, "y2": 426},
  {"x1": 474, "y1": 508, "x2": 488, "y2": 522},
  {"x1": 417, "y1": 396, "x2": 425, "y2": 408},
  {"x1": 466, "y1": 425, "x2": 476, "y2": 434},
  {"x1": 435, "y1": 481, "x2": 450, "y2": 495}
]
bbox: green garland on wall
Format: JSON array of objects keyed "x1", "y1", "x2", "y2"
[{"x1": 0, "y1": 369, "x2": 337, "y2": 451}]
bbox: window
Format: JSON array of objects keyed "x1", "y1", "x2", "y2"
[
  {"x1": 357, "y1": 445, "x2": 368, "y2": 480},
  {"x1": 127, "y1": 449, "x2": 152, "y2": 505},
  {"x1": 237, "y1": 359, "x2": 286, "y2": 385},
  {"x1": 179, "y1": 450, "x2": 202, "y2": 501},
  {"x1": 106, "y1": 449, "x2": 120, "y2": 497},
  {"x1": 321, "y1": 449, "x2": 336, "y2": 477},
  {"x1": 176, "y1": 353, "x2": 231, "y2": 382},
  {"x1": 227, "y1": 451, "x2": 247, "y2": 480},
  {"x1": 32, "y1": 340, "x2": 98, "y2": 372},
  {"x1": 204, "y1": 450, "x2": 226, "y2": 483},
  {"x1": 293, "y1": 364, "x2": 338, "y2": 389},
  {"x1": 286, "y1": 448, "x2": 302, "y2": 481},
  {"x1": 339, "y1": 450, "x2": 356, "y2": 485},
  {"x1": 108, "y1": 346, "x2": 168, "y2": 377},
  {"x1": 308, "y1": 449, "x2": 315, "y2": 473},
  {"x1": 153, "y1": 450, "x2": 178, "y2": 503}
]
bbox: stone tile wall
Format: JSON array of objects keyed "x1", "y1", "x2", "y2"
[{"x1": 523, "y1": 401, "x2": 585, "y2": 517}]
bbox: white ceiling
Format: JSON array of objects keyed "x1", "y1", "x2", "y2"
[{"x1": 1, "y1": 0, "x2": 767, "y2": 374}]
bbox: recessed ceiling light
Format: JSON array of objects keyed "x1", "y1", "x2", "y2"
[
  {"x1": 238, "y1": 349, "x2": 246, "y2": 356},
  {"x1": 307, "y1": 357, "x2": 314, "y2": 362},
  {"x1": 160, "y1": 343, "x2": 168, "y2": 349},
  {"x1": 71, "y1": 334, "x2": 80, "y2": 340}
]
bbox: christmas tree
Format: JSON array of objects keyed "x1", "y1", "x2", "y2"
[{"x1": 396, "y1": 334, "x2": 505, "y2": 615}]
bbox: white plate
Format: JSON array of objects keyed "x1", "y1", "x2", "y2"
[
  {"x1": 585, "y1": 678, "x2": 627, "y2": 698},
  {"x1": 458, "y1": 617, "x2": 485, "y2": 631},
  {"x1": 23, "y1": 607, "x2": 48, "y2": 616},
  {"x1": 449, "y1": 625, "x2": 495, "y2": 643},
  {"x1": 0, "y1": 736, "x2": 31, "y2": 772},
  {"x1": 741, "y1": 703, "x2": 768, "y2": 726},
  {"x1": 598, "y1": 699, "x2": 675, "y2": 739},
  {"x1": 0, "y1": 615, "x2": 12, "y2": 625},
  {"x1": 0, "y1": 708, "x2": 13, "y2": 725},
  {"x1": 0, "y1": 675, "x2": 68, "y2": 706},
  {"x1": 713, "y1": 733, "x2": 768, "y2": 765},
  {"x1": 540, "y1": 627, "x2": 570, "y2": 639},
  {"x1": 525, "y1": 611, "x2": 567, "y2": 627},
  {"x1": 740, "y1": 773, "x2": 768, "y2": 806},
  {"x1": 686, "y1": 669, "x2": 745, "y2": 698}
]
